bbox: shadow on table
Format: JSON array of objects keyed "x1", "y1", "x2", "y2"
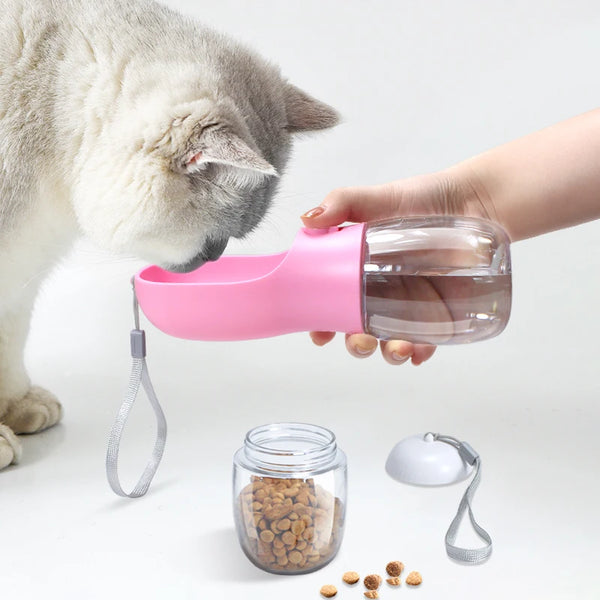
[
  {"x1": 199, "y1": 527, "x2": 272, "y2": 583},
  {"x1": 17, "y1": 423, "x2": 66, "y2": 466}
]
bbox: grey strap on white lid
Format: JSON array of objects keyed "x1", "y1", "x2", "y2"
[
  {"x1": 105, "y1": 282, "x2": 167, "y2": 498},
  {"x1": 430, "y1": 433, "x2": 493, "y2": 564}
]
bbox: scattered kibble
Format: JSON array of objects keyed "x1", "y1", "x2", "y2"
[
  {"x1": 364, "y1": 574, "x2": 382, "y2": 590},
  {"x1": 342, "y1": 571, "x2": 360, "y2": 585},
  {"x1": 406, "y1": 571, "x2": 423, "y2": 586},
  {"x1": 385, "y1": 561, "x2": 404, "y2": 577},
  {"x1": 320, "y1": 584, "x2": 338, "y2": 598},
  {"x1": 319, "y1": 561, "x2": 421, "y2": 596}
]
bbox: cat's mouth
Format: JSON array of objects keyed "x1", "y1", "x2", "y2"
[{"x1": 166, "y1": 237, "x2": 229, "y2": 273}]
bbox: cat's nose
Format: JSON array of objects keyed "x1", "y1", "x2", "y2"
[{"x1": 168, "y1": 237, "x2": 229, "y2": 273}]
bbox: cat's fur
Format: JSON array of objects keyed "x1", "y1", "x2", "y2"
[{"x1": 0, "y1": 0, "x2": 338, "y2": 468}]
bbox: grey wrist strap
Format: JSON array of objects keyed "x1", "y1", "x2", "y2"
[
  {"x1": 105, "y1": 284, "x2": 167, "y2": 498},
  {"x1": 432, "y1": 433, "x2": 493, "y2": 564}
]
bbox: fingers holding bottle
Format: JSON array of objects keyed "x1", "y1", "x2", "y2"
[
  {"x1": 345, "y1": 334, "x2": 437, "y2": 366},
  {"x1": 308, "y1": 331, "x2": 379, "y2": 359},
  {"x1": 380, "y1": 340, "x2": 437, "y2": 366},
  {"x1": 301, "y1": 183, "x2": 406, "y2": 229},
  {"x1": 309, "y1": 331, "x2": 336, "y2": 346},
  {"x1": 302, "y1": 169, "x2": 498, "y2": 232},
  {"x1": 344, "y1": 333, "x2": 378, "y2": 358}
]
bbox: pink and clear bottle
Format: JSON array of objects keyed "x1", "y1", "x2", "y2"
[{"x1": 135, "y1": 216, "x2": 511, "y2": 344}]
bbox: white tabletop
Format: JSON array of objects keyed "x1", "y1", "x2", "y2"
[{"x1": 2, "y1": 2, "x2": 600, "y2": 599}]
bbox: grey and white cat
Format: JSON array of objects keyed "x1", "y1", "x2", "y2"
[{"x1": 0, "y1": 0, "x2": 338, "y2": 469}]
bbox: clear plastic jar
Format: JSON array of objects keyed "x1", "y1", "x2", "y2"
[{"x1": 233, "y1": 423, "x2": 347, "y2": 575}]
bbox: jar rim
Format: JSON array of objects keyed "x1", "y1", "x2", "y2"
[
  {"x1": 245, "y1": 422, "x2": 335, "y2": 456},
  {"x1": 240, "y1": 422, "x2": 340, "y2": 475}
]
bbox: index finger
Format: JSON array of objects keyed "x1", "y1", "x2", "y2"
[{"x1": 301, "y1": 184, "x2": 403, "y2": 227}]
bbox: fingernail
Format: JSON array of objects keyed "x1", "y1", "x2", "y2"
[
  {"x1": 355, "y1": 345, "x2": 375, "y2": 356},
  {"x1": 391, "y1": 352, "x2": 411, "y2": 364},
  {"x1": 302, "y1": 206, "x2": 325, "y2": 219}
]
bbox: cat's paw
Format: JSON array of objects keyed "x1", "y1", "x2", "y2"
[
  {"x1": 2, "y1": 386, "x2": 63, "y2": 434},
  {"x1": 0, "y1": 423, "x2": 22, "y2": 469}
]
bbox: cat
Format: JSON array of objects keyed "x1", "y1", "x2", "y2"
[{"x1": 0, "y1": 0, "x2": 338, "y2": 469}]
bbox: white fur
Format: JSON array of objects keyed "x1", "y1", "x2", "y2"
[{"x1": 0, "y1": 0, "x2": 338, "y2": 468}]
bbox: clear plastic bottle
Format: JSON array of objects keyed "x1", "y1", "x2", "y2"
[
  {"x1": 363, "y1": 216, "x2": 512, "y2": 344},
  {"x1": 233, "y1": 423, "x2": 347, "y2": 575}
]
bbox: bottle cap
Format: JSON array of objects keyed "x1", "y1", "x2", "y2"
[{"x1": 385, "y1": 432, "x2": 473, "y2": 486}]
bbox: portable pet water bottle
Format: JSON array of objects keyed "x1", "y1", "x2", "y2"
[
  {"x1": 107, "y1": 215, "x2": 511, "y2": 563},
  {"x1": 134, "y1": 215, "x2": 512, "y2": 344}
]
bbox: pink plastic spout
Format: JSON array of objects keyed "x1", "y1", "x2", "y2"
[{"x1": 134, "y1": 224, "x2": 367, "y2": 341}]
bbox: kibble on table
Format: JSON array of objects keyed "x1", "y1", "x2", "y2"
[
  {"x1": 320, "y1": 584, "x2": 338, "y2": 598},
  {"x1": 320, "y1": 561, "x2": 421, "y2": 598},
  {"x1": 364, "y1": 574, "x2": 382, "y2": 590},
  {"x1": 385, "y1": 561, "x2": 404, "y2": 577},
  {"x1": 406, "y1": 571, "x2": 423, "y2": 586},
  {"x1": 342, "y1": 571, "x2": 360, "y2": 585}
]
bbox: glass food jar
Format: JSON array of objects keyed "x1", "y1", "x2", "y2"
[{"x1": 233, "y1": 423, "x2": 347, "y2": 575}]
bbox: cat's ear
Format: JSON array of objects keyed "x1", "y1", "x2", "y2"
[
  {"x1": 284, "y1": 84, "x2": 340, "y2": 132},
  {"x1": 184, "y1": 127, "x2": 277, "y2": 177}
]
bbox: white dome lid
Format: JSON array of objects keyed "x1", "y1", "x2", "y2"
[{"x1": 385, "y1": 432, "x2": 473, "y2": 486}]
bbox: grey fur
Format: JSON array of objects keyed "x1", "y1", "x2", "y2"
[{"x1": 0, "y1": 0, "x2": 338, "y2": 467}]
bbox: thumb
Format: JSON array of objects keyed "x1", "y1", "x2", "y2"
[{"x1": 301, "y1": 183, "x2": 405, "y2": 227}]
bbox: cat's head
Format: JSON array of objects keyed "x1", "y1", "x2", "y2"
[{"x1": 70, "y1": 46, "x2": 338, "y2": 272}]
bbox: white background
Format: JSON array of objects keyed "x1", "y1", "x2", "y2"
[{"x1": 2, "y1": 1, "x2": 600, "y2": 599}]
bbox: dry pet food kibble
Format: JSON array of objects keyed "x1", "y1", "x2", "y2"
[
  {"x1": 236, "y1": 477, "x2": 344, "y2": 573},
  {"x1": 386, "y1": 561, "x2": 404, "y2": 577},
  {"x1": 406, "y1": 571, "x2": 423, "y2": 586},
  {"x1": 320, "y1": 584, "x2": 338, "y2": 598},
  {"x1": 320, "y1": 563, "x2": 422, "y2": 597},
  {"x1": 364, "y1": 574, "x2": 382, "y2": 590},
  {"x1": 342, "y1": 571, "x2": 360, "y2": 585}
]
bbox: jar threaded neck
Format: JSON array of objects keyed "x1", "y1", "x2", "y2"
[{"x1": 242, "y1": 423, "x2": 338, "y2": 475}]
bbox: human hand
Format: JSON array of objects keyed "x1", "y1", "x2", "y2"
[
  {"x1": 302, "y1": 109, "x2": 600, "y2": 364},
  {"x1": 301, "y1": 168, "x2": 496, "y2": 365}
]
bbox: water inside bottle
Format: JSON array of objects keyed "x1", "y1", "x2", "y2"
[
  {"x1": 362, "y1": 218, "x2": 512, "y2": 344},
  {"x1": 364, "y1": 270, "x2": 511, "y2": 344}
]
